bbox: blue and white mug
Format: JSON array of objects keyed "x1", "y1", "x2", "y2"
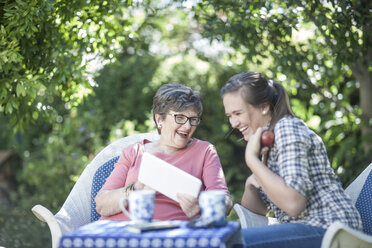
[
  {"x1": 119, "y1": 190, "x2": 155, "y2": 223},
  {"x1": 199, "y1": 190, "x2": 226, "y2": 226}
]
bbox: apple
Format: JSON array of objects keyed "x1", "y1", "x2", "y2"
[{"x1": 261, "y1": 130, "x2": 275, "y2": 147}]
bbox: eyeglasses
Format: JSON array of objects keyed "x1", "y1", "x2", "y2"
[{"x1": 168, "y1": 113, "x2": 201, "y2": 126}]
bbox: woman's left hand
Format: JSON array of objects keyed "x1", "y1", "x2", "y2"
[{"x1": 176, "y1": 193, "x2": 200, "y2": 218}]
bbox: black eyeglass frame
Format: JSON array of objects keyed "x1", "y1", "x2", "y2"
[{"x1": 168, "y1": 113, "x2": 201, "y2": 126}]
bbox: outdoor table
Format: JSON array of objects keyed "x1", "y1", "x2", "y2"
[{"x1": 58, "y1": 220, "x2": 243, "y2": 248}]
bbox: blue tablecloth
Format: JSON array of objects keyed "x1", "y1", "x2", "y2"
[{"x1": 59, "y1": 220, "x2": 241, "y2": 248}]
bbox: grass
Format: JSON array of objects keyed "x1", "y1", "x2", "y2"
[{"x1": 0, "y1": 202, "x2": 51, "y2": 248}]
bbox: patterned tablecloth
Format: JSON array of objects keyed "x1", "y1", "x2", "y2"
[{"x1": 59, "y1": 220, "x2": 242, "y2": 248}]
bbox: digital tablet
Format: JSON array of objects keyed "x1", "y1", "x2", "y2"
[
  {"x1": 125, "y1": 221, "x2": 180, "y2": 233},
  {"x1": 138, "y1": 152, "x2": 202, "y2": 202}
]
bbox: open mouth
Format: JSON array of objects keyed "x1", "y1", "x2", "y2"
[
  {"x1": 239, "y1": 127, "x2": 248, "y2": 134},
  {"x1": 176, "y1": 131, "x2": 188, "y2": 138}
]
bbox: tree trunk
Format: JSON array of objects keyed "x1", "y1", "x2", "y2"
[{"x1": 351, "y1": 62, "x2": 372, "y2": 155}]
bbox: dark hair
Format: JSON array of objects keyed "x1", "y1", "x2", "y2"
[
  {"x1": 152, "y1": 83, "x2": 203, "y2": 133},
  {"x1": 220, "y1": 72, "x2": 294, "y2": 130}
]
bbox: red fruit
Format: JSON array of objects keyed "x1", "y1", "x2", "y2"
[{"x1": 261, "y1": 130, "x2": 275, "y2": 147}]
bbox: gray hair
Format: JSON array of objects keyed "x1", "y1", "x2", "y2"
[{"x1": 152, "y1": 83, "x2": 203, "y2": 132}]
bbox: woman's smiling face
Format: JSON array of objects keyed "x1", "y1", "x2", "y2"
[
  {"x1": 222, "y1": 91, "x2": 270, "y2": 141},
  {"x1": 156, "y1": 108, "x2": 199, "y2": 151}
]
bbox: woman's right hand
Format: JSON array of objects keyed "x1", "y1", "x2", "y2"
[
  {"x1": 134, "y1": 181, "x2": 154, "y2": 191},
  {"x1": 245, "y1": 127, "x2": 264, "y2": 166},
  {"x1": 95, "y1": 181, "x2": 154, "y2": 217}
]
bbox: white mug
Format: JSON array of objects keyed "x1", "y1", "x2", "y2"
[
  {"x1": 119, "y1": 190, "x2": 155, "y2": 223},
  {"x1": 199, "y1": 190, "x2": 226, "y2": 226}
]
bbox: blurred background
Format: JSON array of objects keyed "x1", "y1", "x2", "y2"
[{"x1": 0, "y1": 0, "x2": 371, "y2": 247}]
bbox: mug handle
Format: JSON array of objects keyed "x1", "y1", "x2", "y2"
[{"x1": 119, "y1": 196, "x2": 131, "y2": 219}]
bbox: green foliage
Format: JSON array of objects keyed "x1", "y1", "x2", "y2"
[
  {"x1": 81, "y1": 53, "x2": 161, "y2": 141},
  {"x1": 0, "y1": 1, "x2": 371, "y2": 246},
  {"x1": 0, "y1": 0, "x2": 134, "y2": 131},
  {"x1": 194, "y1": 0, "x2": 372, "y2": 186},
  {"x1": 18, "y1": 108, "x2": 104, "y2": 210}
]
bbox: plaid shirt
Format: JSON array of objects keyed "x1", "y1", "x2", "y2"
[{"x1": 260, "y1": 115, "x2": 362, "y2": 230}]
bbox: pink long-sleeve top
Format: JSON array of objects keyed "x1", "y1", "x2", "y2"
[{"x1": 99, "y1": 138, "x2": 230, "y2": 221}]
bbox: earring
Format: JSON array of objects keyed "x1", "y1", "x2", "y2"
[
  {"x1": 158, "y1": 124, "x2": 162, "y2": 128},
  {"x1": 262, "y1": 111, "x2": 267, "y2": 115}
]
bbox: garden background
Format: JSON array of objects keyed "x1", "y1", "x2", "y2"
[{"x1": 0, "y1": 0, "x2": 371, "y2": 247}]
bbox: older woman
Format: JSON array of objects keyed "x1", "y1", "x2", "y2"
[
  {"x1": 95, "y1": 83, "x2": 233, "y2": 221},
  {"x1": 221, "y1": 72, "x2": 362, "y2": 248}
]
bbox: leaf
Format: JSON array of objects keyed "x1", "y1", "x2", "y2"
[
  {"x1": 6, "y1": 101, "x2": 13, "y2": 113},
  {"x1": 32, "y1": 111, "x2": 38, "y2": 120},
  {"x1": 16, "y1": 0, "x2": 26, "y2": 7},
  {"x1": 31, "y1": 25, "x2": 38, "y2": 32},
  {"x1": 16, "y1": 83, "x2": 26, "y2": 97}
]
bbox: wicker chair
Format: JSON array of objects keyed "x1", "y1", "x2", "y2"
[{"x1": 31, "y1": 132, "x2": 159, "y2": 248}]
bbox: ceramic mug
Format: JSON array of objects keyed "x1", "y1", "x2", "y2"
[
  {"x1": 198, "y1": 190, "x2": 226, "y2": 226},
  {"x1": 119, "y1": 190, "x2": 155, "y2": 223}
]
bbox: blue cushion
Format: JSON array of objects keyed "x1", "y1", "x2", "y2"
[
  {"x1": 355, "y1": 170, "x2": 372, "y2": 235},
  {"x1": 90, "y1": 156, "x2": 119, "y2": 222}
]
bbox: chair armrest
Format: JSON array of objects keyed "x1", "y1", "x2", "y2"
[
  {"x1": 345, "y1": 162, "x2": 372, "y2": 205},
  {"x1": 32, "y1": 204, "x2": 62, "y2": 248},
  {"x1": 321, "y1": 221, "x2": 372, "y2": 248}
]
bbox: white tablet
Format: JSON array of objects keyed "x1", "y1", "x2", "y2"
[{"x1": 138, "y1": 152, "x2": 202, "y2": 202}]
